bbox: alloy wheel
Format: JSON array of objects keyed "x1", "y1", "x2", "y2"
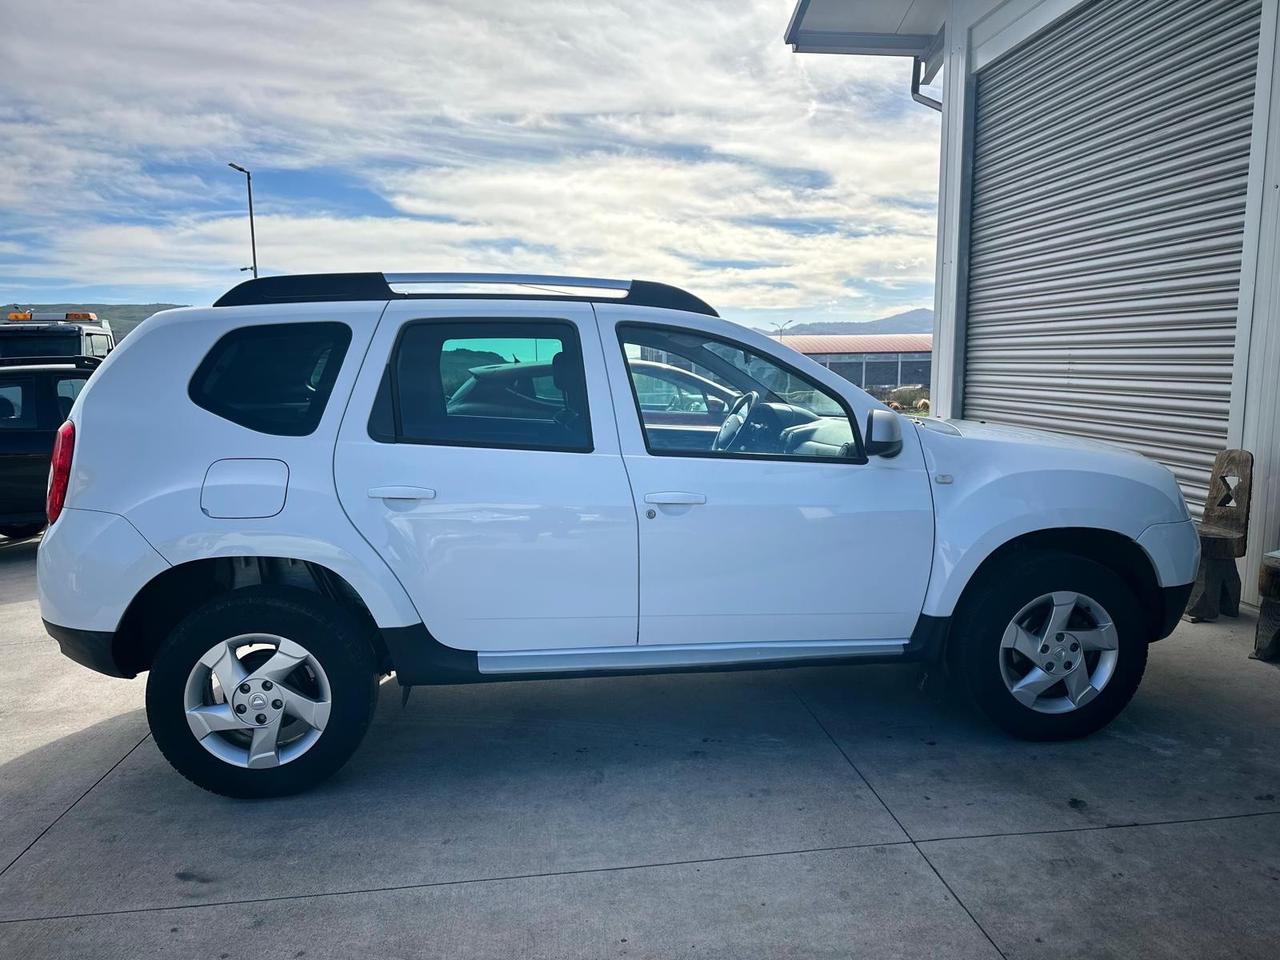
[
  {"x1": 183, "y1": 634, "x2": 332, "y2": 769},
  {"x1": 997, "y1": 591, "x2": 1119, "y2": 715}
]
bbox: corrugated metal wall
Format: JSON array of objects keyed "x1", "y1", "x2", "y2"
[{"x1": 964, "y1": 0, "x2": 1263, "y2": 513}]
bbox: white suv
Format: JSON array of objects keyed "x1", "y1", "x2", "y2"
[{"x1": 37, "y1": 272, "x2": 1200, "y2": 798}]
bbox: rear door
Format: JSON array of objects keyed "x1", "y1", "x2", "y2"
[
  {"x1": 0, "y1": 373, "x2": 53, "y2": 518},
  {"x1": 335, "y1": 300, "x2": 639, "y2": 652}
]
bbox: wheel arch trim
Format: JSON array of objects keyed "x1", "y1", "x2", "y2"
[
  {"x1": 934, "y1": 527, "x2": 1169, "y2": 645},
  {"x1": 109, "y1": 554, "x2": 406, "y2": 677}
]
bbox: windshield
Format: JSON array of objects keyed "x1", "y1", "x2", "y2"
[{"x1": 0, "y1": 333, "x2": 80, "y2": 358}]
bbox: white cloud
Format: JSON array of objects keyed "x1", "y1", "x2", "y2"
[{"x1": 0, "y1": 0, "x2": 940, "y2": 321}]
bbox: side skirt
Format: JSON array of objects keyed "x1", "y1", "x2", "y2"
[{"x1": 380, "y1": 614, "x2": 951, "y2": 686}]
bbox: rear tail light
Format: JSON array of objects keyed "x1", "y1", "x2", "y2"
[{"x1": 47, "y1": 420, "x2": 75, "y2": 524}]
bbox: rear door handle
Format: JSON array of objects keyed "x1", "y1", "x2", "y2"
[
  {"x1": 644, "y1": 491, "x2": 706, "y2": 505},
  {"x1": 368, "y1": 486, "x2": 437, "y2": 500}
]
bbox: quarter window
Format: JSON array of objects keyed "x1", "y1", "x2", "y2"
[
  {"x1": 618, "y1": 324, "x2": 860, "y2": 461},
  {"x1": 378, "y1": 320, "x2": 592, "y2": 452},
  {"x1": 189, "y1": 322, "x2": 351, "y2": 436},
  {"x1": 54, "y1": 375, "x2": 88, "y2": 421}
]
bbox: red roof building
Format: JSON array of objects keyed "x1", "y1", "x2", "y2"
[
  {"x1": 773, "y1": 333, "x2": 933, "y2": 356},
  {"x1": 773, "y1": 333, "x2": 933, "y2": 390}
]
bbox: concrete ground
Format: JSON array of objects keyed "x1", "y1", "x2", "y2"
[{"x1": 1, "y1": 538, "x2": 1278, "y2": 960}]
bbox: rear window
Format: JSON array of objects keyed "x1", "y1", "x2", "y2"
[{"x1": 189, "y1": 322, "x2": 352, "y2": 436}]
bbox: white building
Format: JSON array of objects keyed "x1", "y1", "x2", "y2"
[{"x1": 787, "y1": 0, "x2": 1280, "y2": 602}]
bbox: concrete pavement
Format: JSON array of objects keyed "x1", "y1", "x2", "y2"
[{"x1": 1, "y1": 537, "x2": 1278, "y2": 959}]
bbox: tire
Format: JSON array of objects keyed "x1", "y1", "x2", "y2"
[
  {"x1": 146, "y1": 587, "x2": 378, "y2": 798},
  {"x1": 952, "y1": 550, "x2": 1148, "y2": 741},
  {"x1": 0, "y1": 524, "x2": 45, "y2": 540}
]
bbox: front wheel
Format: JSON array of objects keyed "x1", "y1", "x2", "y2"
[
  {"x1": 146, "y1": 588, "x2": 378, "y2": 798},
  {"x1": 953, "y1": 551, "x2": 1148, "y2": 740}
]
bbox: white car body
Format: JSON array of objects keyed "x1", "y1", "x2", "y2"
[{"x1": 39, "y1": 276, "x2": 1199, "y2": 687}]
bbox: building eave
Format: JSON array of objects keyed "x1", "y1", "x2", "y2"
[{"x1": 785, "y1": 1, "x2": 946, "y2": 81}]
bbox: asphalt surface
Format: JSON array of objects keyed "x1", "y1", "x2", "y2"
[{"x1": 1, "y1": 535, "x2": 1278, "y2": 959}]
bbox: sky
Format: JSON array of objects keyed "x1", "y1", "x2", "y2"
[{"x1": 0, "y1": 0, "x2": 941, "y2": 327}]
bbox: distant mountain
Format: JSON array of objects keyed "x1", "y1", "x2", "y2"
[
  {"x1": 762, "y1": 307, "x2": 934, "y2": 336},
  {"x1": 2, "y1": 303, "x2": 186, "y2": 341}
]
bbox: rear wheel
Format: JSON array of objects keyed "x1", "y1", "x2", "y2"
[
  {"x1": 146, "y1": 588, "x2": 378, "y2": 798},
  {"x1": 0, "y1": 524, "x2": 44, "y2": 540},
  {"x1": 953, "y1": 551, "x2": 1148, "y2": 740}
]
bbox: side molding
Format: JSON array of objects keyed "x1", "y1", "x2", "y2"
[{"x1": 380, "y1": 614, "x2": 951, "y2": 686}]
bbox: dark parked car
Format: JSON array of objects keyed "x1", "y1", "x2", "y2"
[{"x1": 0, "y1": 356, "x2": 99, "y2": 539}]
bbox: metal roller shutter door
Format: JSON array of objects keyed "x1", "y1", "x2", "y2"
[{"x1": 964, "y1": 0, "x2": 1263, "y2": 514}]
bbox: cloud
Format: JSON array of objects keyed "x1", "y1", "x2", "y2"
[{"x1": 0, "y1": 0, "x2": 940, "y2": 322}]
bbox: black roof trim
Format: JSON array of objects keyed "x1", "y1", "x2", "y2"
[{"x1": 212, "y1": 273, "x2": 719, "y2": 317}]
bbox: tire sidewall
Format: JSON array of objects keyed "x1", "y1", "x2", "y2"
[
  {"x1": 956, "y1": 551, "x2": 1149, "y2": 740},
  {"x1": 146, "y1": 587, "x2": 377, "y2": 798}
]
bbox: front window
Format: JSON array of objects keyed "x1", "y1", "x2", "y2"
[{"x1": 618, "y1": 324, "x2": 860, "y2": 460}]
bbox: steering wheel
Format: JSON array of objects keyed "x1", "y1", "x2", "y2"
[{"x1": 712, "y1": 391, "x2": 759, "y2": 452}]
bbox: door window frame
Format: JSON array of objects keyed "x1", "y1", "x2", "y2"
[
  {"x1": 373, "y1": 316, "x2": 595, "y2": 454},
  {"x1": 615, "y1": 322, "x2": 868, "y2": 465}
]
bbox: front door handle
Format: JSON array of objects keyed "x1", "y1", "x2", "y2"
[
  {"x1": 368, "y1": 486, "x2": 437, "y2": 501},
  {"x1": 644, "y1": 491, "x2": 707, "y2": 505}
]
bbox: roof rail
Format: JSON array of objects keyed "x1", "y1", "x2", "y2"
[
  {"x1": 0, "y1": 355, "x2": 102, "y2": 369},
  {"x1": 212, "y1": 272, "x2": 719, "y2": 317}
]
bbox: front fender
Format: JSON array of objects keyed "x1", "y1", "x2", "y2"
[{"x1": 917, "y1": 427, "x2": 1189, "y2": 617}]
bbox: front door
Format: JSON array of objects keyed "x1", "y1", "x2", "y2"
[
  {"x1": 335, "y1": 300, "x2": 638, "y2": 652},
  {"x1": 597, "y1": 307, "x2": 934, "y2": 647}
]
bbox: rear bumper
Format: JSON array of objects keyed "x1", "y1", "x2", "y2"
[
  {"x1": 43, "y1": 620, "x2": 130, "y2": 678},
  {"x1": 1155, "y1": 582, "x2": 1194, "y2": 641},
  {"x1": 38, "y1": 507, "x2": 168, "y2": 633}
]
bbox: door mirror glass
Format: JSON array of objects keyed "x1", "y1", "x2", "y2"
[{"x1": 864, "y1": 409, "x2": 903, "y2": 458}]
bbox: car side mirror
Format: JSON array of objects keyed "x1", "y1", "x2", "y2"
[
  {"x1": 864, "y1": 408, "x2": 903, "y2": 459},
  {"x1": 706, "y1": 396, "x2": 726, "y2": 416}
]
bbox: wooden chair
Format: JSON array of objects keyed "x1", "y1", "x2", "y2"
[
  {"x1": 1255, "y1": 551, "x2": 1280, "y2": 661},
  {"x1": 1184, "y1": 448, "x2": 1253, "y2": 622}
]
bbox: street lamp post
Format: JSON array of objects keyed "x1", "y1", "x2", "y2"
[{"x1": 227, "y1": 162, "x2": 258, "y2": 278}]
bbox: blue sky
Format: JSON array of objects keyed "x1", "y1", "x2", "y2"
[{"x1": 0, "y1": 0, "x2": 941, "y2": 327}]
